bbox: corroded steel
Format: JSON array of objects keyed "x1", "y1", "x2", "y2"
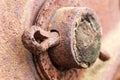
[
  {"x1": 99, "y1": 50, "x2": 110, "y2": 61},
  {"x1": 22, "y1": 7, "x2": 101, "y2": 80},
  {"x1": 21, "y1": 0, "x2": 119, "y2": 80},
  {"x1": 48, "y1": 7, "x2": 101, "y2": 69},
  {"x1": 22, "y1": 26, "x2": 59, "y2": 55},
  {"x1": 0, "y1": 0, "x2": 120, "y2": 80}
]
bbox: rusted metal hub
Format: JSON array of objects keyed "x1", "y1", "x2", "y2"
[
  {"x1": 48, "y1": 7, "x2": 101, "y2": 70},
  {"x1": 22, "y1": 7, "x2": 102, "y2": 80}
]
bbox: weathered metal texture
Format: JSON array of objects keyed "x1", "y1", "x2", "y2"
[
  {"x1": 0, "y1": 0, "x2": 120, "y2": 80},
  {"x1": 0, "y1": 0, "x2": 45, "y2": 80},
  {"x1": 48, "y1": 7, "x2": 101, "y2": 69},
  {"x1": 22, "y1": 26, "x2": 59, "y2": 55},
  {"x1": 22, "y1": 7, "x2": 101, "y2": 80}
]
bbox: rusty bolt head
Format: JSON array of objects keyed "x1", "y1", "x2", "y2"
[{"x1": 48, "y1": 7, "x2": 101, "y2": 70}]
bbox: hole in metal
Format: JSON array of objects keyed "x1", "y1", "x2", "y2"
[
  {"x1": 34, "y1": 31, "x2": 47, "y2": 43},
  {"x1": 50, "y1": 29, "x2": 60, "y2": 36}
]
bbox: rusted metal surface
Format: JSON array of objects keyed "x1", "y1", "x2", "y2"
[
  {"x1": 22, "y1": 26, "x2": 59, "y2": 55},
  {"x1": 99, "y1": 50, "x2": 110, "y2": 61},
  {"x1": 0, "y1": 0, "x2": 47, "y2": 80},
  {"x1": 22, "y1": 7, "x2": 102, "y2": 80},
  {"x1": 48, "y1": 7, "x2": 101, "y2": 69},
  {"x1": 0, "y1": 0, "x2": 120, "y2": 80}
]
